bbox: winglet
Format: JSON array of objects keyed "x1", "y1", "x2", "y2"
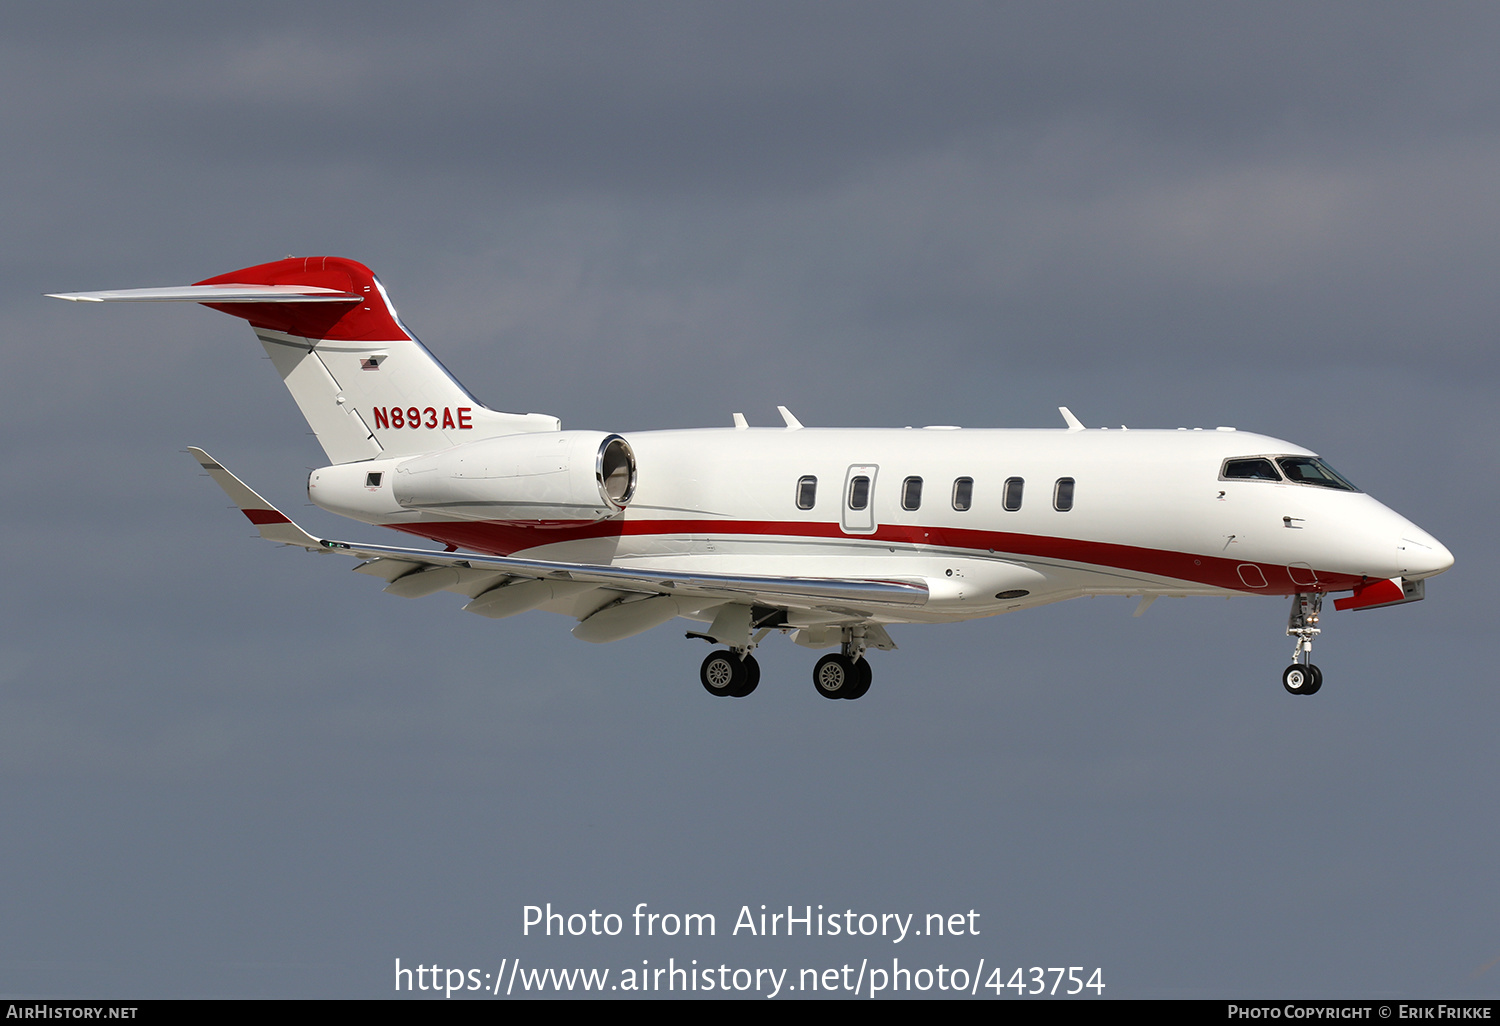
[
  {"x1": 187, "y1": 447, "x2": 321, "y2": 549},
  {"x1": 1059, "y1": 406, "x2": 1085, "y2": 432}
]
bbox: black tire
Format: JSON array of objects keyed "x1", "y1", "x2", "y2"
[
  {"x1": 1303, "y1": 664, "x2": 1323, "y2": 695},
  {"x1": 842, "y1": 658, "x2": 872, "y2": 700},
  {"x1": 1282, "y1": 663, "x2": 1314, "y2": 695},
  {"x1": 701, "y1": 651, "x2": 743, "y2": 697},
  {"x1": 813, "y1": 654, "x2": 855, "y2": 699},
  {"x1": 734, "y1": 654, "x2": 761, "y2": 698}
]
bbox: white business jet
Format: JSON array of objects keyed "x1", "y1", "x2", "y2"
[{"x1": 50, "y1": 257, "x2": 1454, "y2": 700}]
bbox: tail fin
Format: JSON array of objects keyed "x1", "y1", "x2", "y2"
[{"x1": 53, "y1": 256, "x2": 559, "y2": 463}]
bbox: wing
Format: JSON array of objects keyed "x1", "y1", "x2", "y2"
[{"x1": 188, "y1": 448, "x2": 926, "y2": 643}]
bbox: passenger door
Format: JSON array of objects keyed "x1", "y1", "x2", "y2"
[{"x1": 841, "y1": 465, "x2": 879, "y2": 534}]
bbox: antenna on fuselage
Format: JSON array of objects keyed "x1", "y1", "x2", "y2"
[{"x1": 1059, "y1": 406, "x2": 1085, "y2": 432}]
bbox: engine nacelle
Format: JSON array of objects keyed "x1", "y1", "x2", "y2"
[
  {"x1": 309, "y1": 432, "x2": 636, "y2": 524},
  {"x1": 394, "y1": 431, "x2": 635, "y2": 522}
]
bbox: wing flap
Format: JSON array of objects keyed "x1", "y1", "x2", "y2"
[{"x1": 320, "y1": 536, "x2": 930, "y2": 610}]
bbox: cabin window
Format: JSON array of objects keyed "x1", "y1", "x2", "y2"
[
  {"x1": 1003, "y1": 477, "x2": 1024, "y2": 511},
  {"x1": 1276, "y1": 457, "x2": 1360, "y2": 492},
  {"x1": 848, "y1": 475, "x2": 871, "y2": 511},
  {"x1": 901, "y1": 476, "x2": 923, "y2": 511},
  {"x1": 951, "y1": 477, "x2": 973, "y2": 511},
  {"x1": 1053, "y1": 477, "x2": 1075, "y2": 511},
  {"x1": 796, "y1": 476, "x2": 817, "y2": 510},
  {"x1": 1221, "y1": 458, "x2": 1281, "y2": 482}
]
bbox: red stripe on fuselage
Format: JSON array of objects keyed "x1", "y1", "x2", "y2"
[{"x1": 383, "y1": 517, "x2": 1361, "y2": 595}]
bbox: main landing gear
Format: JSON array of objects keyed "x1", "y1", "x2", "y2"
[
  {"x1": 1283, "y1": 592, "x2": 1324, "y2": 696},
  {"x1": 695, "y1": 623, "x2": 877, "y2": 700},
  {"x1": 812, "y1": 653, "x2": 872, "y2": 700},
  {"x1": 813, "y1": 624, "x2": 873, "y2": 700},
  {"x1": 699, "y1": 650, "x2": 760, "y2": 698}
]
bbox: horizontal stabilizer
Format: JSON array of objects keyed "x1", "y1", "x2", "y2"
[{"x1": 47, "y1": 285, "x2": 361, "y2": 304}]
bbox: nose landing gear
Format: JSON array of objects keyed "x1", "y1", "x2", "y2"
[{"x1": 1283, "y1": 592, "x2": 1324, "y2": 695}]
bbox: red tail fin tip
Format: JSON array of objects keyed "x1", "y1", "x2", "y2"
[{"x1": 194, "y1": 256, "x2": 408, "y2": 342}]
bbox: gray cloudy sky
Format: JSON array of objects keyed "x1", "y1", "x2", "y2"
[{"x1": 2, "y1": 2, "x2": 1497, "y2": 999}]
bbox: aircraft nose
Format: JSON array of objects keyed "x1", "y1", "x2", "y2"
[{"x1": 1398, "y1": 530, "x2": 1454, "y2": 579}]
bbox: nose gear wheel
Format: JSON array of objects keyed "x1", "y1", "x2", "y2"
[{"x1": 1282, "y1": 663, "x2": 1322, "y2": 695}]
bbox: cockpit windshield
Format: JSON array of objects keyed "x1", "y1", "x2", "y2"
[
  {"x1": 1221, "y1": 457, "x2": 1281, "y2": 481},
  {"x1": 1219, "y1": 455, "x2": 1362, "y2": 492},
  {"x1": 1275, "y1": 457, "x2": 1360, "y2": 491}
]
